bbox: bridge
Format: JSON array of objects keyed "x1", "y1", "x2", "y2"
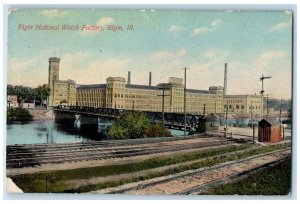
[{"x1": 53, "y1": 105, "x2": 206, "y2": 133}]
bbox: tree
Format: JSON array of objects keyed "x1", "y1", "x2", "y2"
[
  {"x1": 108, "y1": 111, "x2": 150, "y2": 140},
  {"x1": 7, "y1": 85, "x2": 36, "y2": 105},
  {"x1": 7, "y1": 84, "x2": 14, "y2": 95},
  {"x1": 35, "y1": 84, "x2": 51, "y2": 107}
]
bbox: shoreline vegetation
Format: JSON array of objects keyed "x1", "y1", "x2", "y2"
[
  {"x1": 7, "y1": 107, "x2": 53, "y2": 124},
  {"x1": 7, "y1": 107, "x2": 33, "y2": 123}
]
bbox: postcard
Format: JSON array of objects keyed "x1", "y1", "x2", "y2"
[{"x1": 6, "y1": 8, "x2": 292, "y2": 196}]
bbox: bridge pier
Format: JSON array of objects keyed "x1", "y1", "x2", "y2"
[
  {"x1": 97, "y1": 118, "x2": 114, "y2": 134},
  {"x1": 74, "y1": 114, "x2": 98, "y2": 132}
]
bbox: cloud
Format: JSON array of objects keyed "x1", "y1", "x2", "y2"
[
  {"x1": 41, "y1": 9, "x2": 68, "y2": 17},
  {"x1": 267, "y1": 21, "x2": 291, "y2": 34},
  {"x1": 255, "y1": 50, "x2": 286, "y2": 68},
  {"x1": 149, "y1": 49, "x2": 187, "y2": 61},
  {"x1": 59, "y1": 52, "x2": 131, "y2": 84},
  {"x1": 169, "y1": 25, "x2": 184, "y2": 33},
  {"x1": 191, "y1": 27, "x2": 212, "y2": 36},
  {"x1": 8, "y1": 57, "x2": 48, "y2": 87},
  {"x1": 211, "y1": 19, "x2": 223, "y2": 27},
  {"x1": 97, "y1": 17, "x2": 114, "y2": 26},
  {"x1": 191, "y1": 19, "x2": 223, "y2": 36},
  {"x1": 79, "y1": 17, "x2": 115, "y2": 37},
  {"x1": 203, "y1": 50, "x2": 216, "y2": 59}
]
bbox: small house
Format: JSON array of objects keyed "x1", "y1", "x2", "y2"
[{"x1": 258, "y1": 118, "x2": 281, "y2": 143}]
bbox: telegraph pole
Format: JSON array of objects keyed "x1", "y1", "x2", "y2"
[
  {"x1": 250, "y1": 102, "x2": 253, "y2": 123},
  {"x1": 260, "y1": 74, "x2": 272, "y2": 117},
  {"x1": 279, "y1": 99, "x2": 284, "y2": 140},
  {"x1": 158, "y1": 83, "x2": 170, "y2": 125},
  {"x1": 183, "y1": 67, "x2": 190, "y2": 136},
  {"x1": 225, "y1": 101, "x2": 228, "y2": 137},
  {"x1": 267, "y1": 94, "x2": 269, "y2": 117},
  {"x1": 203, "y1": 104, "x2": 206, "y2": 116}
]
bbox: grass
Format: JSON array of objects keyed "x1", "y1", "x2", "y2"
[
  {"x1": 10, "y1": 143, "x2": 290, "y2": 193},
  {"x1": 202, "y1": 157, "x2": 291, "y2": 195}
]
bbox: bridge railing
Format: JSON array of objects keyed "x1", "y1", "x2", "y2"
[{"x1": 54, "y1": 105, "x2": 206, "y2": 131}]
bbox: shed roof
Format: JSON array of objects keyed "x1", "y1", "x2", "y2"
[{"x1": 259, "y1": 118, "x2": 281, "y2": 126}]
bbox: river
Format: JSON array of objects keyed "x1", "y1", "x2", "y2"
[{"x1": 6, "y1": 120, "x2": 185, "y2": 145}]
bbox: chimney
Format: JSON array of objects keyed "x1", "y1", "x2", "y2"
[
  {"x1": 127, "y1": 71, "x2": 131, "y2": 85},
  {"x1": 149, "y1": 72, "x2": 152, "y2": 86},
  {"x1": 224, "y1": 63, "x2": 227, "y2": 95}
]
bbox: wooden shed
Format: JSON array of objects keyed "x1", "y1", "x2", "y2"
[{"x1": 258, "y1": 118, "x2": 281, "y2": 143}]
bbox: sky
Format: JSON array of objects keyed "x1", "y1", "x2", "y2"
[{"x1": 7, "y1": 9, "x2": 292, "y2": 99}]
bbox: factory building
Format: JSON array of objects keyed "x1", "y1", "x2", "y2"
[
  {"x1": 48, "y1": 57, "x2": 263, "y2": 116},
  {"x1": 76, "y1": 73, "x2": 225, "y2": 114},
  {"x1": 48, "y1": 57, "x2": 76, "y2": 107}
]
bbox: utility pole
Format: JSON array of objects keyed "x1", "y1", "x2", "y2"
[
  {"x1": 183, "y1": 67, "x2": 190, "y2": 136},
  {"x1": 252, "y1": 125, "x2": 255, "y2": 144},
  {"x1": 225, "y1": 101, "x2": 228, "y2": 137},
  {"x1": 250, "y1": 102, "x2": 253, "y2": 123},
  {"x1": 203, "y1": 104, "x2": 206, "y2": 116},
  {"x1": 158, "y1": 83, "x2": 170, "y2": 125},
  {"x1": 260, "y1": 74, "x2": 272, "y2": 117},
  {"x1": 280, "y1": 99, "x2": 284, "y2": 140},
  {"x1": 266, "y1": 95, "x2": 269, "y2": 117}
]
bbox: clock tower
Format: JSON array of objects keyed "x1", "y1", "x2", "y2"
[{"x1": 48, "y1": 57, "x2": 60, "y2": 107}]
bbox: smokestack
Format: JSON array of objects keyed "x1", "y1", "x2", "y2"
[
  {"x1": 128, "y1": 71, "x2": 131, "y2": 85},
  {"x1": 149, "y1": 72, "x2": 152, "y2": 86},
  {"x1": 224, "y1": 63, "x2": 227, "y2": 95}
]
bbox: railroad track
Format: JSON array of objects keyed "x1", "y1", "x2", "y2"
[
  {"x1": 96, "y1": 148, "x2": 290, "y2": 195},
  {"x1": 6, "y1": 137, "x2": 248, "y2": 169}
]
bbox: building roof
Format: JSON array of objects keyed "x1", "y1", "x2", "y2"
[
  {"x1": 77, "y1": 84, "x2": 107, "y2": 89},
  {"x1": 186, "y1": 89, "x2": 210, "y2": 94},
  {"x1": 225, "y1": 95, "x2": 260, "y2": 98},
  {"x1": 126, "y1": 84, "x2": 161, "y2": 90},
  {"x1": 55, "y1": 79, "x2": 76, "y2": 84}
]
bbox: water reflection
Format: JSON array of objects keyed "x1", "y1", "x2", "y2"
[
  {"x1": 6, "y1": 120, "x2": 95, "y2": 145},
  {"x1": 6, "y1": 120, "x2": 185, "y2": 145}
]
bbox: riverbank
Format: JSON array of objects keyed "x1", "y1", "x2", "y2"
[{"x1": 28, "y1": 108, "x2": 53, "y2": 120}]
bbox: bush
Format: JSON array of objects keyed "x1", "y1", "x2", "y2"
[
  {"x1": 108, "y1": 111, "x2": 150, "y2": 139},
  {"x1": 7, "y1": 107, "x2": 33, "y2": 123},
  {"x1": 145, "y1": 123, "x2": 171, "y2": 138}
]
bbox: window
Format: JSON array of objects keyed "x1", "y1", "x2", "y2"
[
  {"x1": 236, "y1": 105, "x2": 239, "y2": 109},
  {"x1": 241, "y1": 105, "x2": 244, "y2": 109}
]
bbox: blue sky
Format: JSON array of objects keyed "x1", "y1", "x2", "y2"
[{"x1": 7, "y1": 9, "x2": 292, "y2": 99}]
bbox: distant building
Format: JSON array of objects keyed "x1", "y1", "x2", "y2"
[
  {"x1": 22, "y1": 100, "x2": 35, "y2": 109},
  {"x1": 7, "y1": 95, "x2": 19, "y2": 108},
  {"x1": 48, "y1": 57, "x2": 76, "y2": 107},
  {"x1": 224, "y1": 95, "x2": 262, "y2": 117}
]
